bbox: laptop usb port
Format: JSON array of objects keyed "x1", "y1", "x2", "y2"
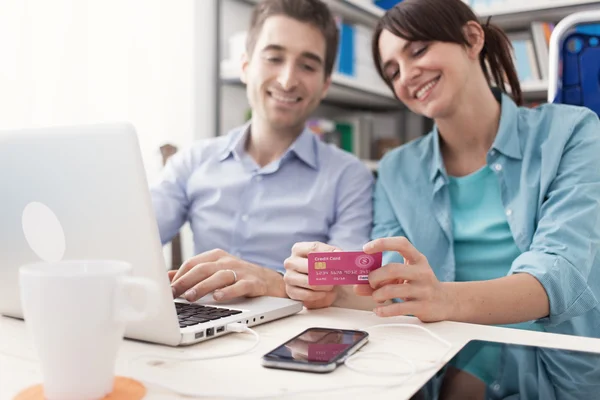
[
  {"x1": 206, "y1": 327, "x2": 214, "y2": 337},
  {"x1": 216, "y1": 326, "x2": 225, "y2": 334}
]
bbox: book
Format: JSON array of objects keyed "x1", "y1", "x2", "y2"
[
  {"x1": 508, "y1": 32, "x2": 541, "y2": 83},
  {"x1": 530, "y1": 21, "x2": 555, "y2": 80}
]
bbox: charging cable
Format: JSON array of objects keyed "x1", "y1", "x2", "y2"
[
  {"x1": 344, "y1": 323, "x2": 453, "y2": 376},
  {"x1": 129, "y1": 322, "x2": 454, "y2": 399}
]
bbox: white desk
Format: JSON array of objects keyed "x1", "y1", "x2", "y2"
[{"x1": 2, "y1": 307, "x2": 600, "y2": 400}]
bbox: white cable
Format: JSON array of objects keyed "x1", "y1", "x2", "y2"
[
  {"x1": 344, "y1": 323, "x2": 453, "y2": 376},
  {"x1": 129, "y1": 322, "x2": 454, "y2": 399},
  {"x1": 343, "y1": 351, "x2": 416, "y2": 377}
]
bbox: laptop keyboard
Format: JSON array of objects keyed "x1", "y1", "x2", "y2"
[{"x1": 175, "y1": 302, "x2": 243, "y2": 328}]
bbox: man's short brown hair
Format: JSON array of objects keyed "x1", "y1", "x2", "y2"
[{"x1": 246, "y1": 0, "x2": 339, "y2": 78}]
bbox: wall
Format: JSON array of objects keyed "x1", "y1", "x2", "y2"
[{"x1": 0, "y1": 0, "x2": 218, "y2": 266}]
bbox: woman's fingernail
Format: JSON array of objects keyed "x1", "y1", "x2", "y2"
[
  {"x1": 184, "y1": 288, "x2": 196, "y2": 301},
  {"x1": 214, "y1": 290, "x2": 224, "y2": 300},
  {"x1": 171, "y1": 286, "x2": 176, "y2": 297}
]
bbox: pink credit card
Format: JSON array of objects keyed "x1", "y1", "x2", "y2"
[{"x1": 308, "y1": 251, "x2": 382, "y2": 285}]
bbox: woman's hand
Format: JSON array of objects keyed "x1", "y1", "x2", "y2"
[{"x1": 354, "y1": 237, "x2": 457, "y2": 322}]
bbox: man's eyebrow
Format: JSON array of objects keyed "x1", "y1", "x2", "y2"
[
  {"x1": 300, "y1": 51, "x2": 323, "y2": 65},
  {"x1": 261, "y1": 44, "x2": 323, "y2": 65},
  {"x1": 261, "y1": 44, "x2": 286, "y2": 53}
]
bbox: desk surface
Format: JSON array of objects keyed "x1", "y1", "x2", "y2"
[{"x1": 2, "y1": 307, "x2": 600, "y2": 400}]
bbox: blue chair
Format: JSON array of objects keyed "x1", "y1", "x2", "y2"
[{"x1": 548, "y1": 10, "x2": 600, "y2": 116}]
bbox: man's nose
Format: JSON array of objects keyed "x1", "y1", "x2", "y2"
[{"x1": 277, "y1": 64, "x2": 298, "y2": 91}]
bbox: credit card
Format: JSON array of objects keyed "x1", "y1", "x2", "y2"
[{"x1": 308, "y1": 251, "x2": 382, "y2": 285}]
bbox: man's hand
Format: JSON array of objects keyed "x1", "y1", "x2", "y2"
[
  {"x1": 283, "y1": 242, "x2": 341, "y2": 309},
  {"x1": 169, "y1": 249, "x2": 286, "y2": 302}
]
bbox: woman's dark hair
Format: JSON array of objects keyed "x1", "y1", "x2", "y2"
[{"x1": 372, "y1": 0, "x2": 522, "y2": 105}]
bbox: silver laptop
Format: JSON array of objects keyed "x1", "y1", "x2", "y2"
[{"x1": 0, "y1": 122, "x2": 303, "y2": 346}]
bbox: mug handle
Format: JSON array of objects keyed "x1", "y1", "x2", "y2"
[{"x1": 114, "y1": 276, "x2": 160, "y2": 323}]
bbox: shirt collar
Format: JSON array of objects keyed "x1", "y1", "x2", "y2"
[
  {"x1": 217, "y1": 122, "x2": 319, "y2": 170},
  {"x1": 491, "y1": 93, "x2": 523, "y2": 160},
  {"x1": 218, "y1": 123, "x2": 250, "y2": 162},
  {"x1": 429, "y1": 90, "x2": 523, "y2": 182},
  {"x1": 429, "y1": 125, "x2": 446, "y2": 182},
  {"x1": 286, "y1": 127, "x2": 319, "y2": 170}
]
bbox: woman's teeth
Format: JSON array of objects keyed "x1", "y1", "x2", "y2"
[{"x1": 415, "y1": 77, "x2": 440, "y2": 100}]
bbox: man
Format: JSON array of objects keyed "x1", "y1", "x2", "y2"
[{"x1": 151, "y1": 0, "x2": 373, "y2": 307}]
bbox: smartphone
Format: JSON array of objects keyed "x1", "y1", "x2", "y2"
[{"x1": 261, "y1": 327, "x2": 369, "y2": 373}]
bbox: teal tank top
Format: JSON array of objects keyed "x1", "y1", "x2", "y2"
[{"x1": 448, "y1": 165, "x2": 543, "y2": 385}]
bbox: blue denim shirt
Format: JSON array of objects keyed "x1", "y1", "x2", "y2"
[
  {"x1": 151, "y1": 123, "x2": 374, "y2": 273},
  {"x1": 374, "y1": 94, "x2": 600, "y2": 397}
]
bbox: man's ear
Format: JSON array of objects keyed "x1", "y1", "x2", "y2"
[
  {"x1": 320, "y1": 76, "x2": 332, "y2": 100},
  {"x1": 240, "y1": 52, "x2": 250, "y2": 84},
  {"x1": 463, "y1": 21, "x2": 485, "y2": 60}
]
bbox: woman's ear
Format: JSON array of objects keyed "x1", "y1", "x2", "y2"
[{"x1": 463, "y1": 21, "x2": 485, "y2": 60}]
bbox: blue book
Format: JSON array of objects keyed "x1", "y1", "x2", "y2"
[
  {"x1": 511, "y1": 39, "x2": 535, "y2": 82},
  {"x1": 337, "y1": 23, "x2": 355, "y2": 77}
]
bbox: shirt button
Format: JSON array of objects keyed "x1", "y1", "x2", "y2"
[
  {"x1": 241, "y1": 215, "x2": 249, "y2": 222},
  {"x1": 493, "y1": 163, "x2": 503, "y2": 172},
  {"x1": 255, "y1": 175, "x2": 263, "y2": 182},
  {"x1": 490, "y1": 149, "x2": 496, "y2": 156},
  {"x1": 492, "y1": 383, "x2": 501, "y2": 392},
  {"x1": 505, "y1": 209, "x2": 512, "y2": 217}
]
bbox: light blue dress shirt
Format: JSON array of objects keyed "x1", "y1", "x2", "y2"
[
  {"x1": 150, "y1": 123, "x2": 374, "y2": 273},
  {"x1": 373, "y1": 92, "x2": 600, "y2": 397}
]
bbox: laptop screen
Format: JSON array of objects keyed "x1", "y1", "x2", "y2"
[{"x1": 408, "y1": 339, "x2": 600, "y2": 400}]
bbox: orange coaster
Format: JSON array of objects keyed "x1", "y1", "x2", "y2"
[{"x1": 13, "y1": 376, "x2": 146, "y2": 400}]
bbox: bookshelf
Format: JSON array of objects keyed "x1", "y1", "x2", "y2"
[
  {"x1": 470, "y1": 1, "x2": 600, "y2": 100},
  {"x1": 471, "y1": 0, "x2": 600, "y2": 30}
]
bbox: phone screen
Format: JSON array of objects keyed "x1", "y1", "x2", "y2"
[{"x1": 263, "y1": 327, "x2": 368, "y2": 365}]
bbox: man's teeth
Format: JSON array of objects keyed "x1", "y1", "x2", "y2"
[
  {"x1": 415, "y1": 78, "x2": 439, "y2": 100},
  {"x1": 271, "y1": 93, "x2": 299, "y2": 103}
]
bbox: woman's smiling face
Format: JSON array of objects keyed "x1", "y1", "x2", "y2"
[{"x1": 377, "y1": 29, "x2": 474, "y2": 119}]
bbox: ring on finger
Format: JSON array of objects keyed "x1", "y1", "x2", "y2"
[{"x1": 224, "y1": 269, "x2": 237, "y2": 284}]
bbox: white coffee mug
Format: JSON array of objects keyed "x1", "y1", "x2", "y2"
[{"x1": 19, "y1": 260, "x2": 159, "y2": 400}]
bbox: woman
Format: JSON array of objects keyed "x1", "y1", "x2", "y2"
[
  {"x1": 352, "y1": 0, "x2": 600, "y2": 397},
  {"x1": 283, "y1": 0, "x2": 600, "y2": 397}
]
